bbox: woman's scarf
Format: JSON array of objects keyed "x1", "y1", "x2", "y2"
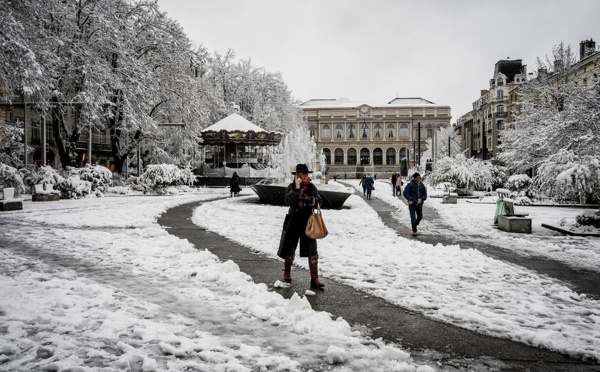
[{"x1": 298, "y1": 177, "x2": 311, "y2": 208}]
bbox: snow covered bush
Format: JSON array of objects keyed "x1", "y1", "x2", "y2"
[
  {"x1": 514, "y1": 196, "x2": 533, "y2": 206},
  {"x1": 0, "y1": 163, "x2": 26, "y2": 196},
  {"x1": 505, "y1": 174, "x2": 532, "y2": 194},
  {"x1": 489, "y1": 162, "x2": 508, "y2": 190},
  {"x1": 427, "y1": 154, "x2": 492, "y2": 191},
  {"x1": 140, "y1": 164, "x2": 196, "y2": 193},
  {"x1": 534, "y1": 150, "x2": 599, "y2": 204},
  {"x1": 576, "y1": 211, "x2": 600, "y2": 228},
  {"x1": 0, "y1": 120, "x2": 28, "y2": 168},
  {"x1": 19, "y1": 165, "x2": 65, "y2": 192},
  {"x1": 55, "y1": 175, "x2": 92, "y2": 199},
  {"x1": 77, "y1": 165, "x2": 113, "y2": 193}
]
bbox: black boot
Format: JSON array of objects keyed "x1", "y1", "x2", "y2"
[
  {"x1": 309, "y1": 255, "x2": 325, "y2": 289},
  {"x1": 283, "y1": 255, "x2": 294, "y2": 282}
]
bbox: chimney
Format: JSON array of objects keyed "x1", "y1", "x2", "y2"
[
  {"x1": 537, "y1": 68, "x2": 547, "y2": 80},
  {"x1": 553, "y1": 60, "x2": 563, "y2": 73},
  {"x1": 580, "y1": 39, "x2": 596, "y2": 60}
]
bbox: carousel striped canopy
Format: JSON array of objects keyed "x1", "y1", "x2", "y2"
[{"x1": 201, "y1": 113, "x2": 282, "y2": 145}]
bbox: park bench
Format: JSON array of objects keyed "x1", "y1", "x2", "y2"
[
  {"x1": 441, "y1": 182, "x2": 458, "y2": 204},
  {"x1": 32, "y1": 183, "x2": 60, "y2": 202},
  {"x1": 0, "y1": 187, "x2": 23, "y2": 211},
  {"x1": 497, "y1": 199, "x2": 532, "y2": 233}
]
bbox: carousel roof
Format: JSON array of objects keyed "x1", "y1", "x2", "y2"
[{"x1": 202, "y1": 113, "x2": 271, "y2": 133}]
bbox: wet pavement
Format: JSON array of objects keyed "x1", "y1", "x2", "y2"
[{"x1": 158, "y1": 198, "x2": 600, "y2": 372}]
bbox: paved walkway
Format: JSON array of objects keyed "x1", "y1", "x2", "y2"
[
  {"x1": 349, "y1": 182, "x2": 600, "y2": 300},
  {"x1": 158, "y1": 198, "x2": 600, "y2": 372}
]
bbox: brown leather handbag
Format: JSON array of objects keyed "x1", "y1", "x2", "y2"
[{"x1": 305, "y1": 203, "x2": 328, "y2": 239}]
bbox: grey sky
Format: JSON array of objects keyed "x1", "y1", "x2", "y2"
[{"x1": 156, "y1": 0, "x2": 600, "y2": 120}]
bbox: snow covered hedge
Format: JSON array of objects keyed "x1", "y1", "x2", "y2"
[
  {"x1": 56, "y1": 175, "x2": 92, "y2": 199},
  {"x1": 0, "y1": 163, "x2": 26, "y2": 196},
  {"x1": 20, "y1": 165, "x2": 65, "y2": 191},
  {"x1": 140, "y1": 164, "x2": 197, "y2": 193},
  {"x1": 77, "y1": 165, "x2": 113, "y2": 193},
  {"x1": 427, "y1": 154, "x2": 492, "y2": 191}
]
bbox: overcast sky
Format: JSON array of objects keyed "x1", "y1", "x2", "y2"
[{"x1": 156, "y1": 0, "x2": 600, "y2": 120}]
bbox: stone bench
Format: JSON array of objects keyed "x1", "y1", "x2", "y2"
[
  {"x1": 498, "y1": 200, "x2": 532, "y2": 233},
  {"x1": 1, "y1": 187, "x2": 23, "y2": 211},
  {"x1": 32, "y1": 183, "x2": 60, "y2": 202}
]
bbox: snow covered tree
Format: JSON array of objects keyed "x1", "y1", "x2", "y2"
[
  {"x1": 421, "y1": 125, "x2": 461, "y2": 162},
  {"x1": 499, "y1": 41, "x2": 600, "y2": 204},
  {"x1": 427, "y1": 154, "x2": 493, "y2": 191},
  {"x1": 0, "y1": 120, "x2": 28, "y2": 168}
]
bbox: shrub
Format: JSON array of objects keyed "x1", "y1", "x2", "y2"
[
  {"x1": 140, "y1": 164, "x2": 197, "y2": 193},
  {"x1": 0, "y1": 163, "x2": 26, "y2": 196},
  {"x1": 576, "y1": 211, "x2": 600, "y2": 228},
  {"x1": 55, "y1": 175, "x2": 92, "y2": 199},
  {"x1": 20, "y1": 166, "x2": 65, "y2": 191},
  {"x1": 76, "y1": 165, "x2": 112, "y2": 194},
  {"x1": 506, "y1": 174, "x2": 532, "y2": 193}
]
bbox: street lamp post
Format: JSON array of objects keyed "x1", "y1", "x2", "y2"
[{"x1": 417, "y1": 121, "x2": 421, "y2": 166}]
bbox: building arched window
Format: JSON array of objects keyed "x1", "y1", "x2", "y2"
[
  {"x1": 322, "y1": 148, "x2": 331, "y2": 164},
  {"x1": 497, "y1": 90, "x2": 503, "y2": 98},
  {"x1": 334, "y1": 125, "x2": 344, "y2": 139},
  {"x1": 347, "y1": 148, "x2": 357, "y2": 165},
  {"x1": 373, "y1": 148, "x2": 383, "y2": 165},
  {"x1": 427, "y1": 128, "x2": 433, "y2": 138},
  {"x1": 399, "y1": 124, "x2": 409, "y2": 138},
  {"x1": 497, "y1": 106, "x2": 505, "y2": 113},
  {"x1": 399, "y1": 147, "x2": 409, "y2": 160},
  {"x1": 334, "y1": 148, "x2": 344, "y2": 165},
  {"x1": 386, "y1": 124, "x2": 396, "y2": 138},
  {"x1": 321, "y1": 125, "x2": 331, "y2": 139},
  {"x1": 360, "y1": 148, "x2": 370, "y2": 165},
  {"x1": 360, "y1": 123, "x2": 370, "y2": 139},
  {"x1": 373, "y1": 124, "x2": 382, "y2": 138},
  {"x1": 347, "y1": 124, "x2": 356, "y2": 139},
  {"x1": 386, "y1": 148, "x2": 396, "y2": 165}
]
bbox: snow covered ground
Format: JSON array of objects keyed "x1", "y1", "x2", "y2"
[
  {"x1": 0, "y1": 188, "x2": 437, "y2": 371},
  {"x1": 194, "y1": 182, "x2": 600, "y2": 362}
]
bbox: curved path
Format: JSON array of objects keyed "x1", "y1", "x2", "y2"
[{"x1": 158, "y1": 199, "x2": 600, "y2": 372}]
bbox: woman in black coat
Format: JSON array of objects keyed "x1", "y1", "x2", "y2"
[
  {"x1": 229, "y1": 172, "x2": 240, "y2": 197},
  {"x1": 277, "y1": 164, "x2": 324, "y2": 289}
]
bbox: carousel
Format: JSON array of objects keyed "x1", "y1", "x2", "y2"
[{"x1": 198, "y1": 113, "x2": 282, "y2": 186}]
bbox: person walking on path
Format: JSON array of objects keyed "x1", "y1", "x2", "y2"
[
  {"x1": 365, "y1": 174, "x2": 375, "y2": 200},
  {"x1": 229, "y1": 172, "x2": 240, "y2": 197},
  {"x1": 395, "y1": 175, "x2": 404, "y2": 197},
  {"x1": 403, "y1": 172, "x2": 427, "y2": 236},
  {"x1": 359, "y1": 174, "x2": 367, "y2": 196},
  {"x1": 277, "y1": 164, "x2": 325, "y2": 289},
  {"x1": 391, "y1": 172, "x2": 398, "y2": 196}
]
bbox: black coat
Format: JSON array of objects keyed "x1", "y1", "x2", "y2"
[
  {"x1": 277, "y1": 181, "x2": 322, "y2": 258},
  {"x1": 230, "y1": 175, "x2": 240, "y2": 193}
]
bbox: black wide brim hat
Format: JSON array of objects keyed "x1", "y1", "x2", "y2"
[{"x1": 292, "y1": 163, "x2": 312, "y2": 174}]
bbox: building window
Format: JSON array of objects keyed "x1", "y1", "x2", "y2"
[
  {"x1": 399, "y1": 124, "x2": 409, "y2": 137},
  {"x1": 497, "y1": 78, "x2": 504, "y2": 86},
  {"x1": 347, "y1": 148, "x2": 357, "y2": 165},
  {"x1": 321, "y1": 125, "x2": 331, "y2": 139},
  {"x1": 310, "y1": 130, "x2": 315, "y2": 138},
  {"x1": 334, "y1": 148, "x2": 344, "y2": 165},
  {"x1": 373, "y1": 124, "x2": 382, "y2": 138},
  {"x1": 427, "y1": 128, "x2": 432, "y2": 138},
  {"x1": 334, "y1": 125, "x2": 344, "y2": 139},
  {"x1": 497, "y1": 90, "x2": 503, "y2": 98},
  {"x1": 497, "y1": 106, "x2": 505, "y2": 114},
  {"x1": 386, "y1": 148, "x2": 396, "y2": 165},
  {"x1": 322, "y1": 148, "x2": 331, "y2": 164},
  {"x1": 497, "y1": 120, "x2": 504, "y2": 130},
  {"x1": 399, "y1": 147, "x2": 409, "y2": 160},
  {"x1": 360, "y1": 123, "x2": 369, "y2": 139},
  {"x1": 347, "y1": 124, "x2": 356, "y2": 139},
  {"x1": 373, "y1": 148, "x2": 383, "y2": 165},
  {"x1": 386, "y1": 124, "x2": 396, "y2": 138},
  {"x1": 360, "y1": 148, "x2": 370, "y2": 165}
]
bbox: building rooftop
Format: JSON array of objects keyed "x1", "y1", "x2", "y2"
[
  {"x1": 494, "y1": 60, "x2": 524, "y2": 83},
  {"x1": 299, "y1": 97, "x2": 449, "y2": 109}
]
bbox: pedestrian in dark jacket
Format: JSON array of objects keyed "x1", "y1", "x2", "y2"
[
  {"x1": 391, "y1": 172, "x2": 398, "y2": 196},
  {"x1": 403, "y1": 172, "x2": 427, "y2": 236},
  {"x1": 365, "y1": 174, "x2": 374, "y2": 199},
  {"x1": 359, "y1": 174, "x2": 367, "y2": 196},
  {"x1": 230, "y1": 172, "x2": 240, "y2": 197},
  {"x1": 277, "y1": 164, "x2": 325, "y2": 289}
]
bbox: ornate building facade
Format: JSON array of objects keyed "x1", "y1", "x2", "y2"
[{"x1": 300, "y1": 98, "x2": 451, "y2": 177}]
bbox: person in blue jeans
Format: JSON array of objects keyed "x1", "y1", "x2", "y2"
[
  {"x1": 403, "y1": 172, "x2": 427, "y2": 236},
  {"x1": 364, "y1": 174, "x2": 375, "y2": 199}
]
